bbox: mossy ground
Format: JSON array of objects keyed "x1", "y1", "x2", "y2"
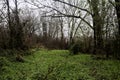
[{"x1": 0, "y1": 49, "x2": 120, "y2": 80}]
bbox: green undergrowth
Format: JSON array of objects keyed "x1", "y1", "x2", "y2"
[{"x1": 0, "y1": 49, "x2": 120, "y2": 80}]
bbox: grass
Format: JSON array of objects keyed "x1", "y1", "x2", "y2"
[{"x1": 0, "y1": 49, "x2": 120, "y2": 80}]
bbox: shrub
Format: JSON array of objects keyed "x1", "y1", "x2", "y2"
[
  {"x1": 69, "y1": 43, "x2": 80, "y2": 55},
  {"x1": 0, "y1": 57, "x2": 9, "y2": 69},
  {"x1": 15, "y1": 54, "x2": 25, "y2": 62},
  {"x1": 0, "y1": 57, "x2": 11, "y2": 76}
]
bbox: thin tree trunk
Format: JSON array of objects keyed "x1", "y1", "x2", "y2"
[
  {"x1": 14, "y1": 0, "x2": 24, "y2": 50},
  {"x1": 6, "y1": 0, "x2": 14, "y2": 49}
]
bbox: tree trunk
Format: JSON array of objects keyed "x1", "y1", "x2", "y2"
[
  {"x1": 6, "y1": 0, "x2": 15, "y2": 49},
  {"x1": 14, "y1": 0, "x2": 24, "y2": 50},
  {"x1": 91, "y1": 0, "x2": 103, "y2": 54},
  {"x1": 115, "y1": 0, "x2": 120, "y2": 58}
]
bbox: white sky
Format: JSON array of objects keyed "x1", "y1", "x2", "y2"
[{"x1": 9, "y1": 0, "x2": 53, "y2": 8}]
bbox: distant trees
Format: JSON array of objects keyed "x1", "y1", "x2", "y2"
[
  {"x1": 40, "y1": 13, "x2": 68, "y2": 49},
  {"x1": 20, "y1": 8, "x2": 40, "y2": 48}
]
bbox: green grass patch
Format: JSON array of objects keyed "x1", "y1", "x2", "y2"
[{"x1": 0, "y1": 50, "x2": 120, "y2": 80}]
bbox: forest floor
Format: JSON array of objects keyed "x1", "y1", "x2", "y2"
[{"x1": 0, "y1": 49, "x2": 120, "y2": 80}]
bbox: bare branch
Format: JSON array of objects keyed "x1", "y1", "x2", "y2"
[
  {"x1": 24, "y1": 0, "x2": 93, "y2": 29},
  {"x1": 53, "y1": 0, "x2": 93, "y2": 16},
  {"x1": 73, "y1": 13, "x2": 88, "y2": 38},
  {"x1": 42, "y1": 14, "x2": 93, "y2": 30},
  {"x1": 108, "y1": 0, "x2": 115, "y2": 7}
]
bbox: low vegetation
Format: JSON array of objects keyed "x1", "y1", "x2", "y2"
[{"x1": 0, "y1": 49, "x2": 120, "y2": 80}]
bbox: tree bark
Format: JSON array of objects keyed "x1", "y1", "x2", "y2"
[
  {"x1": 115, "y1": 0, "x2": 120, "y2": 58},
  {"x1": 14, "y1": 0, "x2": 24, "y2": 50},
  {"x1": 91, "y1": 0, "x2": 103, "y2": 54},
  {"x1": 6, "y1": 0, "x2": 15, "y2": 49}
]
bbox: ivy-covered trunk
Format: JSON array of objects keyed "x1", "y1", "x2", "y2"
[
  {"x1": 91, "y1": 0, "x2": 103, "y2": 54},
  {"x1": 14, "y1": 0, "x2": 24, "y2": 50},
  {"x1": 115, "y1": 0, "x2": 120, "y2": 59}
]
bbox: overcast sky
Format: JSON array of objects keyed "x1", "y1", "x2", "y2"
[{"x1": 9, "y1": 0, "x2": 53, "y2": 8}]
